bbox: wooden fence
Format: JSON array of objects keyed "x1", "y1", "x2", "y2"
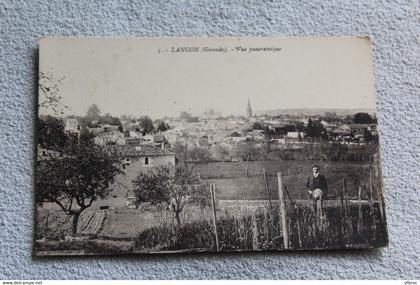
[{"x1": 208, "y1": 168, "x2": 387, "y2": 250}]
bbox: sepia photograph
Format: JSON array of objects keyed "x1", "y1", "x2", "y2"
[{"x1": 35, "y1": 37, "x2": 388, "y2": 256}]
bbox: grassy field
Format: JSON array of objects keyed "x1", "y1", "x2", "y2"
[{"x1": 191, "y1": 160, "x2": 380, "y2": 201}]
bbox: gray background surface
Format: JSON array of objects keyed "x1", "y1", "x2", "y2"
[{"x1": 0, "y1": 0, "x2": 419, "y2": 279}]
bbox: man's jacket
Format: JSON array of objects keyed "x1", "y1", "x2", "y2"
[{"x1": 306, "y1": 174, "x2": 328, "y2": 198}]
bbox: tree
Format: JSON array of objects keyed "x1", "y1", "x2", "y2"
[
  {"x1": 306, "y1": 118, "x2": 324, "y2": 139},
  {"x1": 179, "y1": 111, "x2": 191, "y2": 122},
  {"x1": 204, "y1": 108, "x2": 216, "y2": 118},
  {"x1": 179, "y1": 111, "x2": 199, "y2": 123},
  {"x1": 214, "y1": 145, "x2": 230, "y2": 161},
  {"x1": 363, "y1": 128, "x2": 375, "y2": 143},
  {"x1": 294, "y1": 122, "x2": 305, "y2": 132},
  {"x1": 139, "y1": 116, "x2": 154, "y2": 135},
  {"x1": 324, "y1": 111, "x2": 339, "y2": 123},
  {"x1": 172, "y1": 140, "x2": 188, "y2": 161},
  {"x1": 36, "y1": 143, "x2": 121, "y2": 235},
  {"x1": 264, "y1": 126, "x2": 273, "y2": 140},
  {"x1": 252, "y1": 122, "x2": 264, "y2": 130},
  {"x1": 157, "y1": 121, "x2": 170, "y2": 132},
  {"x1": 297, "y1": 132, "x2": 303, "y2": 142},
  {"x1": 188, "y1": 146, "x2": 212, "y2": 162},
  {"x1": 234, "y1": 142, "x2": 258, "y2": 161},
  {"x1": 318, "y1": 142, "x2": 347, "y2": 161},
  {"x1": 120, "y1": 114, "x2": 135, "y2": 122},
  {"x1": 354, "y1": 112, "x2": 375, "y2": 124},
  {"x1": 282, "y1": 124, "x2": 296, "y2": 134},
  {"x1": 38, "y1": 115, "x2": 68, "y2": 150},
  {"x1": 79, "y1": 128, "x2": 96, "y2": 144},
  {"x1": 99, "y1": 112, "x2": 121, "y2": 126},
  {"x1": 86, "y1": 104, "x2": 101, "y2": 122},
  {"x1": 132, "y1": 164, "x2": 207, "y2": 224},
  {"x1": 39, "y1": 72, "x2": 68, "y2": 116}
]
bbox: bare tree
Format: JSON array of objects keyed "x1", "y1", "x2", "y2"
[{"x1": 38, "y1": 72, "x2": 68, "y2": 116}]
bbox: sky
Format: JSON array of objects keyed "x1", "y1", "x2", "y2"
[{"x1": 39, "y1": 37, "x2": 377, "y2": 119}]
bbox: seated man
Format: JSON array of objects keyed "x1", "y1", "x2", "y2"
[{"x1": 306, "y1": 165, "x2": 328, "y2": 201}]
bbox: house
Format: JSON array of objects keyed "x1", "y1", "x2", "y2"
[
  {"x1": 107, "y1": 144, "x2": 176, "y2": 208},
  {"x1": 320, "y1": 120, "x2": 332, "y2": 128},
  {"x1": 197, "y1": 139, "x2": 211, "y2": 147},
  {"x1": 99, "y1": 124, "x2": 120, "y2": 133},
  {"x1": 333, "y1": 124, "x2": 352, "y2": 135},
  {"x1": 251, "y1": 130, "x2": 265, "y2": 141},
  {"x1": 153, "y1": 134, "x2": 170, "y2": 149},
  {"x1": 348, "y1": 124, "x2": 372, "y2": 134},
  {"x1": 94, "y1": 132, "x2": 123, "y2": 146},
  {"x1": 87, "y1": 126, "x2": 104, "y2": 136},
  {"x1": 368, "y1": 124, "x2": 378, "y2": 136},
  {"x1": 116, "y1": 137, "x2": 142, "y2": 146},
  {"x1": 64, "y1": 119, "x2": 80, "y2": 135},
  {"x1": 142, "y1": 134, "x2": 153, "y2": 143},
  {"x1": 197, "y1": 135, "x2": 211, "y2": 147},
  {"x1": 271, "y1": 138, "x2": 286, "y2": 144},
  {"x1": 129, "y1": 131, "x2": 142, "y2": 138},
  {"x1": 199, "y1": 135, "x2": 209, "y2": 143},
  {"x1": 226, "y1": 132, "x2": 247, "y2": 143},
  {"x1": 267, "y1": 123, "x2": 290, "y2": 134},
  {"x1": 153, "y1": 134, "x2": 165, "y2": 143},
  {"x1": 108, "y1": 144, "x2": 175, "y2": 169},
  {"x1": 37, "y1": 146, "x2": 61, "y2": 161},
  {"x1": 123, "y1": 122, "x2": 139, "y2": 132},
  {"x1": 287, "y1": 131, "x2": 305, "y2": 139},
  {"x1": 231, "y1": 136, "x2": 248, "y2": 143}
]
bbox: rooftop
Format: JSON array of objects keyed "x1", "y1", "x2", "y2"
[{"x1": 106, "y1": 144, "x2": 174, "y2": 157}]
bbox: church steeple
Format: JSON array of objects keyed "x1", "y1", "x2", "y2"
[{"x1": 246, "y1": 98, "x2": 253, "y2": 118}]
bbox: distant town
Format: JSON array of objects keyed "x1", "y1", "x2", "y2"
[
  {"x1": 38, "y1": 99, "x2": 379, "y2": 209},
  {"x1": 42, "y1": 99, "x2": 378, "y2": 160}
]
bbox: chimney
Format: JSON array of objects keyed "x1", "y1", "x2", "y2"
[{"x1": 161, "y1": 142, "x2": 165, "y2": 150}]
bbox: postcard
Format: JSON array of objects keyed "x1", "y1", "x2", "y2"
[{"x1": 35, "y1": 37, "x2": 388, "y2": 256}]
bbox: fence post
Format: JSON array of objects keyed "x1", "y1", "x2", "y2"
[
  {"x1": 340, "y1": 179, "x2": 346, "y2": 244},
  {"x1": 373, "y1": 154, "x2": 385, "y2": 223},
  {"x1": 45, "y1": 212, "x2": 49, "y2": 232},
  {"x1": 317, "y1": 197, "x2": 323, "y2": 231},
  {"x1": 296, "y1": 207, "x2": 302, "y2": 248},
  {"x1": 343, "y1": 178, "x2": 353, "y2": 240},
  {"x1": 369, "y1": 168, "x2": 377, "y2": 236},
  {"x1": 245, "y1": 154, "x2": 250, "y2": 177},
  {"x1": 277, "y1": 172, "x2": 289, "y2": 249},
  {"x1": 263, "y1": 168, "x2": 273, "y2": 210},
  {"x1": 262, "y1": 168, "x2": 273, "y2": 240},
  {"x1": 343, "y1": 178, "x2": 348, "y2": 221},
  {"x1": 251, "y1": 211, "x2": 259, "y2": 250},
  {"x1": 261, "y1": 208, "x2": 270, "y2": 242},
  {"x1": 210, "y1": 184, "x2": 220, "y2": 251},
  {"x1": 357, "y1": 185, "x2": 363, "y2": 235}
]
